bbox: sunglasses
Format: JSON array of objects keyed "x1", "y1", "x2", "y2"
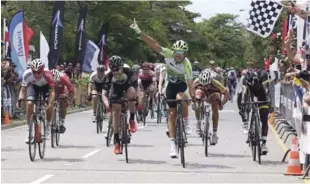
[
  {"x1": 174, "y1": 50, "x2": 186, "y2": 56},
  {"x1": 32, "y1": 70, "x2": 43, "y2": 75}
]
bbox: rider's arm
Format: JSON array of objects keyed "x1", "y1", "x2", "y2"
[
  {"x1": 140, "y1": 32, "x2": 162, "y2": 53},
  {"x1": 158, "y1": 70, "x2": 166, "y2": 94},
  {"x1": 19, "y1": 71, "x2": 30, "y2": 100},
  {"x1": 18, "y1": 86, "x2": 27, "y2": 100},
  {"x1": 44, "y1": 71, "x2": 56, "y2": 106},
  {"x1": 62, "y1": 74, "x2": 75, "y2": 97},
  {"x1": 184, "y1": 60, "x2": 195, "y2": 98}
]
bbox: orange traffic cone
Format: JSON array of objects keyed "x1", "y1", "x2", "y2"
[
  {"x1": 268, "y1": 112, "x2": 275, "y2": 125},
  {"x1": 4, "y1": 110, "x2": 10, "y2": 125},
  {"x1": 284, "y1": 137, "x2": 303, "y2": 176}
]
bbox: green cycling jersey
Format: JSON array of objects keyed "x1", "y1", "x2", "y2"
[{"x1": 159, "y1": 47, "x2": 193, "y2": 83}]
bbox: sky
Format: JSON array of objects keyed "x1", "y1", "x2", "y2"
[{"x1": 185, "y1": 0, "x2": 252, "y2": 24}]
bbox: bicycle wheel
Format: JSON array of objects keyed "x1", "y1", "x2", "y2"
[
  {"x1": 55, "y1": 107, "x2": 60, "y2": 146},
  {"x1": 204, "y1": 113, "x2": 210, "y2": 157},
  {"x1": 51, "y1": 107, "x2": 57, "y2": 148},
  {"x1": 249, "y1": 117, "x2": 256, "y2": 161},
  {"x1": 150, "y1": 98, "x2": 155, "y2": 119},
  {"x1": 38, "y1": 117, "x2": 46, "y2": 159},
  {"x1": 96, "y1": 102, "x2": 102, "y2": 134},
  {"x1": 143, "y1": 99, "x2": 148, "y2": 126},
  {"x1": 200, "y1": 103, "x2": 205, "y2": 121},
  {"x1": 122, "y1": 114, "x2": 129, "y2": 163},
  {"x1": 106, "y1": 118, "x2": 113, "y2": 147},
  {"x1": 157, "y1": 95, "x2": 162, "y2": 124},
  {"x1": 177, "y1": 117, "x2": 185, "y2": 168},
  {"x1": 28, "y1": 115, "x2": 37, "y2": 162},
  {"x1": 255, "y1": 115, "x2": 262, "y2": 164}
]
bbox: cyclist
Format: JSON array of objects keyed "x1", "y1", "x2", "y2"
[
  {"x1": 193, "y1": 69, "x2": 229, "y2": 144},
  {"x1": 106, "y1": 56, "x2": 137, "y2": 154},
  {"x1": 88, "y1": 65, "x2": 110, "y2": 123},
  {"x1": 137, "y1": 62, "x2": 156, "y2": 117},
  {"x1": 192, "y1": 61, "x2": 202, "y2": 80},
  {"x1": 227, "y1": 67, "x2": 237, "y2": 101},
  {"x1": 130, "y1": 19, "x2": 195, "y2": 158},
  {"x1": 240, "y1": 69, "x2": 270, "y2": 155},
  {"x1": 51, "y1": 69, "x2": 75, "y2": 133},
  {"x1": 155, "y1": 63, "x2": 167, "y2": 116},
  {"x1": 17, "y1": 59, "x2": 55, "y2": 143}
]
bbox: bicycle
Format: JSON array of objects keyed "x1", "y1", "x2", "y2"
[
  {"x1": 109, "y1": 96, "x2": 136, "y2": 163},
  {"x1": 92, "y1": 93, "x2": 105, "y2": 134},
  {"x1": 166, "y1": 98, "x2": 192, "y2": 168},
  {"x1": 141, "y1": 89, "x2": 153, "y2": 126},
  {"x1": 242, "y1": 100, "x2": 270, "y2": 165},
  {"x1": 22, "y1": 93, "x2": 47, "y2": 162},
  {"x1": 51, "y1": 96, "x2": 64, "y2": 148},
  {"x1": 106, "y1": 117, "x2": 113, "y2": 147},
  {"x1": 156, "y1": 93, "x2": 162, "y2": 124},
  {"x1": 198, "y1": 100, "x2": 212, "y2": 157}
]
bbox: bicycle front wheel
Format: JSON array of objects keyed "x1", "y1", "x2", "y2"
[
  {"x1": 255, "y1": 115, "x2": 261, "y2": 164},
  {"x1": 106, "y1": 119, "x2": 113, "y2": 147},
  {"x1": 28, "y1": 115, "x2": 37, "y2": 162},
  {"x1": 51, "y1": 107, "x2": 57, "y2": 148},
  {"x1": 38, "y1": 117, "x2": 46, "y2": 159},
  {"x1": 96, "y1": 102, "x2": 103, "y2": 134},
  {"x1": 177, "y1": 117, "x2": 185, "y2": 168},
  {"x1": 204, "y1": 114, "x2": 210, "y2": 157}
]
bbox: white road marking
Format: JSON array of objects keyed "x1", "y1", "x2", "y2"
[
  {"x1": 30, "y1": 174, "x2": 54, "y2": 184},
  {"x1": 220, "y1": 110, "x2": 235, "y2": 113},
  {"x1": 81, "y1": 149, "x2": 102, "y2": 159}
]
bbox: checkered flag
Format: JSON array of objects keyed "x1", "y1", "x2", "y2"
[{"x1": 247, "y1": 0, "x2": 283, "y2": 38}]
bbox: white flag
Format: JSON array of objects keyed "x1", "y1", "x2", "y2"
[{"x1": 40, "y1": 31, "x2": 50, "y2": 69}]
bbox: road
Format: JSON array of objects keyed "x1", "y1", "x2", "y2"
[{"x1": 1, "y1": 101, "x2": 304, "y2": 183}]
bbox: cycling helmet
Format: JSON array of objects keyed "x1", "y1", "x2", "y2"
[
  {"x1": 199, "y1": 69, "x2": 213, "y2": 85},
  {"x1": 123, "y1": 63, "x2": 130, "y2": 68},
  {"x1": 97, "y1": 64, "x2": 105, "y2": 72},
  {"x1": 132, "y1": 64, "x2": 140, "y2": 73},
  {"x1": 149, "y1": 63, "x2": 155, "y2": 71},
  {"x1": 31, "y1": 59, "x2": 44, "y2": 72},
  {"x1": 172, "y1": 40, "x2": 188, "y2": 52},
  {"x1": 141, "y1": 62, "x2": 150, "y2": 70},
  {"x1": 109, "y1": 55, "x2": 123, "y2": 69},
  {"x1": 51, "y1": 69, "x2": 60, "y2": 81},
  {"x1": 245, "y1": 71, "x2": 259, "y2": 87}
]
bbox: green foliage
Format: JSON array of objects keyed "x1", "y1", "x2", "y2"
[{"x1": 1, "y1": 1, "x2": 273, "y2": 69}]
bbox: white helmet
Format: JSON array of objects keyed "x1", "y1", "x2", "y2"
[
  {"x1": 199, "y1": 69, "x2": 213, "y2": 85},
  {"x1": 172, "y1": 40, "x2": 188, "y2": 51},
  {"x1": 31, "y1": 58, "x2": 44, "y2": 71},
  {"x1": 155, "y1": 64, "x2": 166, "y2": 73},
  {"x1": 51, "y1": 69, "x2": 60, "y2": 81}
]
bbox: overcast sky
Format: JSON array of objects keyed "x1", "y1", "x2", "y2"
[{"x1": 186, "y1": 0, "x2": 252, "y2": 24}]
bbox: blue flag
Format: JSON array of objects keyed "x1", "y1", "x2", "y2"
[{"x1": 83, "y1": 40, "x2": 99, "y2": 73}]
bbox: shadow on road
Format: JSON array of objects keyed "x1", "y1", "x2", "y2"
[
  {"x1": 39, "y1": 157, "x2": 84, "y2": 163},
  {"x1": 260, "y1": 160, "x2": 287, "y2": 166},
  {"x1": 136, "y1": 129, "x2": 152, "y2": 132},
  {"x1": 186, "y1": 143, "x2": 202, "y2": 147},
  {"x1": 208, "y1": 153, "x2": 250, "y2": 158},
  {"x1": 174, "y1": 162, "x2": 234, "y2": 169},
  {"x1": 57, "y1": 145, "x2": 95, "y2": 149},
  {"x1": 129, "y1": 144, "x2": 153, "y2": 148},
  {"x1": 119, "y1": 158, "x2": 167, "y2": 165},
  {"x1": 2, "y1": 147, "x2": 25, "y2": 152}
]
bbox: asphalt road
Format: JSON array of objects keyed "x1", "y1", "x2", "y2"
[{"x1": 1, "y1": 101, "x2": 304, "y2": 183}]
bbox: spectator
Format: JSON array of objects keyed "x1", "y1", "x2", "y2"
[{"x1": 65, "y1": 62, "x2": 73, "y2": 79}]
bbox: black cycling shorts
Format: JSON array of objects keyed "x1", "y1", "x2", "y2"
[
  {"x1": 109, "y1": 82, "x2": 131, "y2": 104},
  {"x1": 165, "y1": 82, "x2": 187, "y2": 108},
  {"x1": 27, "y1": 84, "x2": 50, "y2": 101}
]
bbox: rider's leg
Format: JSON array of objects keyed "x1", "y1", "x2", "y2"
[
  {"x1": 166, "y1": 82, "x2": 178, "y2": 158},
  {"x1": 92, "y1": 88, "x2": 98, "y2": 123},
  {"x1": 59, "y1": 96, "x2": 67, "y2": 133},
  {"x1": 137, "y1": 79, "x2": 144, "y2": 112},
  {"x1": 195, "y1": 88, "x2": 204, "y2": 134},
  {"x1": 210, "y1": 92, "x2": 221, "y2": 145},
  {"x1": 44, "y1": 85, "x2": 54, "y2": 139},
  {"x1": 177, "y1": 92, "x2": 191, "y2": 134},
  {"x1": 259, "y1": 107, "x2": 269, "y2": 154},
  {"x1": 127, "y1": 86, "x2": 137, "y2": 133}
]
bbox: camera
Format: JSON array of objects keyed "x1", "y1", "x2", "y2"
[{"x1": 296, "y1": 70, "x2": 310, "y2": 81}]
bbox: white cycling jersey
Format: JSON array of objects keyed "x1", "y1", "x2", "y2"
[
  {"x1": 21, "y1": 68, "x2": 55, "y2": 88},
  {"x1": 89, "y1": 71, "x2": 108, "y2": 83}
]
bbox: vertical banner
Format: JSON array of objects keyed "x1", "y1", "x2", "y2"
[
  {"x1": 48, "y1": 1, "x2": 65, "y2": 69},
  {"x1": 9, "y1": 11, "x2": 26, "y2": 79},
  {"x1": 97, "y1": 22, "x2": 109, "y2": 69},
  {"x1": 82, "y1": 40, "x2": 99, "y2": 73},
  {"x1": 40, "y1": 31, "x2": 50, "y2": 68},
  {"x1": 74, "y1": 6, "x2": 87, "y2": 66}
]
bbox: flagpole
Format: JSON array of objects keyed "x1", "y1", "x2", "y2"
[{"x1": 2, "y1": 18, "x2": 6, "y2": 58}]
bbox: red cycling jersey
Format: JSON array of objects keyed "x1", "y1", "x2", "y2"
[
  {"x1": 22, "y1": 68, "x2": 55, "y2": 88},
  {"x1": 55, "y1": 72, "x2": 75, "y2": 95},
  {"x1": 138, "y1": 71, "x2": 155, "y2": 81}
]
